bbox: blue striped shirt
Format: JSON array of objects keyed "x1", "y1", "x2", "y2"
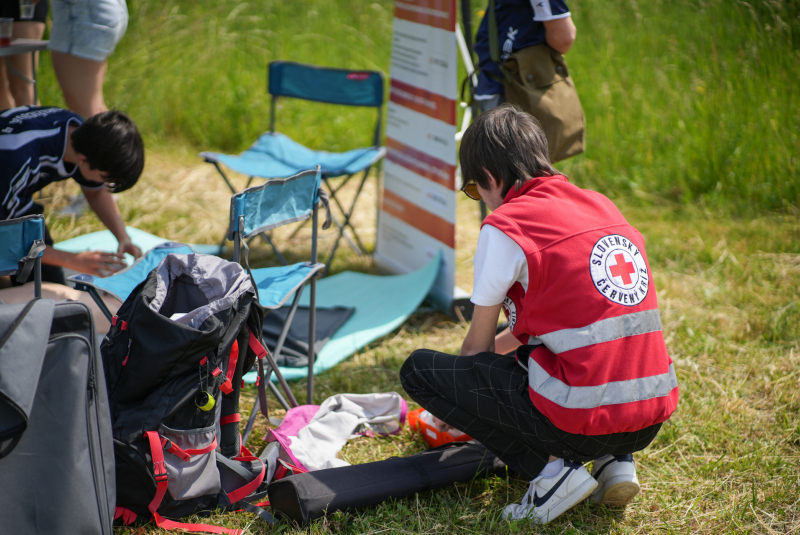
[{"x1": 0, "y1": 106, "x2": 104, "y2": 220}]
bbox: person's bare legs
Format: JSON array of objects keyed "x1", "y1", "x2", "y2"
[
  {"x1": 7, "y1": 21, "x2": 45, "y2": 105},
  {"x1": 51, "y1": 50, "x2": 108, "y2": 118},
  {"x1": 0, "y1": 60, "x2": 15, "y2": 110}
]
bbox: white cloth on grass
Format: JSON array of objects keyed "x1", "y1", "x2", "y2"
[{"x1": 288, "y1": 392, "x2": 407, "y2": 471}]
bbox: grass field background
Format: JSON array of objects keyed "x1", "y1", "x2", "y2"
[{"x1": 27, "y1": 0, "x2": 800, "y2": 533}]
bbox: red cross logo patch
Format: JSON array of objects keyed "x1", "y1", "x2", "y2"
[{"x1": 589, "y1": 234, "x2": 649, "y2": 306}]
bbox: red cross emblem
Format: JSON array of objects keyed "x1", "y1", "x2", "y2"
[{"x1": 609, "y1": 253, "x2": 636, "y2": 285}]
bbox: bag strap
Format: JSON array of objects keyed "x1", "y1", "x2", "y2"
[
  {"x1": 160, "y1": 435, "x2": 218, "y2": 462},
  {"x1": 219, "y1": 340, "x2": 239, "y2": 395},
  {"x1": 486, "y1": 0, "x2": 512, "y2": 83},
  {"x1": 487, "y1": 0, "x2": 500, "y2": 65},
  {"x1": 248, "y1": 328, "x2": 271, "y2": 421},
  {"x1": 114, "y1": 506, "x2": 138, "y2": 525},
  {"x1": 235, "y1": 501, "x2": 277, "y2": 524},
  {"x1": 226, "y1": 445, "x2": 267, "y2": 503},
  {"x1": 144, "y1": 430, "x2": 243, "y2": 535}
]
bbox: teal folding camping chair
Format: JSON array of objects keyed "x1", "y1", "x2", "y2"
[
  {"x1": 228, "y1": 167, "x2": 328, "y2": 440},
  {"x1": 201, "y1": 60, "x2": 386, "y2": 272},
  {"x1": 0, "y1": 215, "x2": 45, "y2": 299},
  {"x1": 68, "y1": 241, "x2": 301, "y2": 415}
]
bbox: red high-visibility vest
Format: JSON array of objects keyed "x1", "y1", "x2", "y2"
[{"x1": 483, "y1": 175, "x2": 678, "y2": 435}]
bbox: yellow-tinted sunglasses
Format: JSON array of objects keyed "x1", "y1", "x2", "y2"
[{"x1": 461, "y1": 180, "x2": 482, "y2": 201}]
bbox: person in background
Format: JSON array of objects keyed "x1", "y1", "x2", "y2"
[
  {"x1": 0, "y1": 106, "x2": 144, "y2": 284},
  {"x1": 49, "y1": 0, "x2": 128, "y2": 118},
  {"x1": 401, "y1": 105, "x2": 678, "y2": 524},
  {"x1": 473, "y1": 0, "x2": 576, "y2": 112},
  {"x1": 0, "y1": 0, "x2": 48, "y2": 108}
]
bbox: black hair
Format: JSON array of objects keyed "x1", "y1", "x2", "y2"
[
  {"x1": 70, "y1": 110, "x2": 144, "y2": 193},
  {"x1": 459, "y1": 103, "x2": 559, "y2": 198}
]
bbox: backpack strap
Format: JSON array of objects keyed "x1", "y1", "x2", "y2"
[
  {"x1": 219, "y1": 340, "x2": 239, "y2": 395},
  {"x1": 226, "y1": 445, "x2": 266, "y2": 503},
  {"x1": 144, "y1": 431, "x2": 244, "y2": 535},
  {"x1": 160, "y1": 435, "x2": 218, "y2": 463},
  {"x1": 114, "y1": 507, "x2": 137, "y2": 525},
  {"x1": 248, "y1": 328, "x2": 272, "y2": 420}
]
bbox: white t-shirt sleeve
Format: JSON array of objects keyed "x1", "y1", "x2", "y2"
[
  {"x1": 471, "y1": 225, "x2": 529, "y2": 306},
  {"x1": 530, "y1": 0, "x2": 572, "y2": 21}
]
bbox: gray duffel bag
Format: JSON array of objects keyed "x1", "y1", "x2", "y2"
[{"x1": 0, "y1": 299, "x2": 115, "y2": 534}]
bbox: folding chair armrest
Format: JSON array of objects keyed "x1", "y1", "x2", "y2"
[{"x1": 15, "y1": 239, "x2": 45, "y2": 284}]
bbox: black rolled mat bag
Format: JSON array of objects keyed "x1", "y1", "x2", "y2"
[
  {"x1": 0, "y1": 299, "x2": 116, "y2": 534},
  {"x1": 268, "y1": 441, "x2": 506, "y2": 524},
  {"x1": 102, "y1": 254, "x2": 275, "y2": 533}
]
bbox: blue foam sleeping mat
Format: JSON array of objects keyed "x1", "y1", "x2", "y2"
[
  {"x1": 54, "y1": 227, "x2": 221, "y2": 264},
  {"x1": 244, "y1": 252, "x2": 441, "y2": 383}
]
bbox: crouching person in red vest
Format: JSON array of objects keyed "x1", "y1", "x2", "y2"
[{"x1": 400, "y1": 104, "x2": 678, "y2": 525}]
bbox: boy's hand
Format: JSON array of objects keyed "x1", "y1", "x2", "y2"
[
  {"x1": 117, "y1": 240, "x2": 142, "y2": 260},
  {"x1": 70, "y1": 251, "x2": 127, "y2": 276}
]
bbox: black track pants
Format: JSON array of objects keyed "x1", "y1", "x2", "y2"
[{"x1": 400, "y1": 349, "x2": 662, "y2": 480}]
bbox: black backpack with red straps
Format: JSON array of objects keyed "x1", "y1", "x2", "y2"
[{"x1": 102, "y1": 254, "x2": 274, "y2": 533}]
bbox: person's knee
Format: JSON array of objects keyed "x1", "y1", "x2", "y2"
[
  {"x1": 399, "y1": 350, "x2": 423, "y2": 386},
  {"x1": 399, "y1": 349, "x2": 435, "y2": 392}
]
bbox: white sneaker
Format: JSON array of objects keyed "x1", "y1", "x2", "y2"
[
  {"x1": 502, "y1": 460, "x2": 598, "y2": 524},
  {"x1": 590, "y1": 454, "x2": 640, "y2": 506}
]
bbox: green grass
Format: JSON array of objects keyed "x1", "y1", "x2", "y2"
[
  {"x1": 101, "y1": 196, "x2": 800, "y2": 534},
  {"x1": 34, "y1": 0, "x2": 800, "y2": 212},
  {"x1": 560, "y1": 0, "x2": 800, "y2": 213},
  {"x1": 25, "y1": 0, "x2": 800, "y2": 533}
]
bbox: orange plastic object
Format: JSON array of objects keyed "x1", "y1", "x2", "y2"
[{"x1": 407, "y1": 408, "x2": 472, "y2": 448}]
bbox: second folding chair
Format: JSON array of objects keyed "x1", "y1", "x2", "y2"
[
  {"x1": 201, "y1": 60, "x2": 386, "y2": 272},
  {"x1": 228, "y1": 167, "x2": 328, "y2": 440},
  {"x1": 0, "y1": 214, "x2": 45, "y2": 299}
]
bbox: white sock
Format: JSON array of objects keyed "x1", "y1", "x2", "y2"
[
  {"x1": 595, "y1": 454, "x2": 614, "y2": 464},
  {"x1": 538, "y1": 458, "x2": 564, "y2": 478}
]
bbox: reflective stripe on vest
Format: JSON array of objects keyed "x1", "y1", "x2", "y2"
[
  {"x1": 528, "y1": 360, "x2": 678, "y2": 409},
  {"x1": 529, "y1": 309, "x2": 663, "y2": 354}
]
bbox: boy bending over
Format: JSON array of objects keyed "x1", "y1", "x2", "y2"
[
  {"x1": 0, "y1": 106, "x2": 144, "y2": 284},
  {"x1": 401, "y1": 105, "x2": 678, "y2": 524}
]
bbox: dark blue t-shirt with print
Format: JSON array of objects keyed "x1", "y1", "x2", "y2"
[
  {"x1": 474, "y1": 0, "x2": 571, "y2": 97},
  {"x1": 0, "y1": 106, "x2": 104, "y2": 220}
]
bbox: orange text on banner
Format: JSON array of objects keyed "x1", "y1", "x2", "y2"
[
  {"x1": 386, "y1": 138, "x2": 456, "y2": 190},
  {"x1": 381, "y1": 189, "x2": 456, "y2": 249},
  {"x1": 394, "y1": 0, "x2": 456, "y2": 31},
  {"x1": 390, "y1": 79, "x2": 456, "y2": 125}
]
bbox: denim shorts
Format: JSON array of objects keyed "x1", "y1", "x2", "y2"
[{"x1": 49, "y1": 0, "x2": 128, "y2": 62}]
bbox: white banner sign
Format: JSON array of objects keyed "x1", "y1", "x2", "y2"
[{"x1": 374, "y1": 0, "x2": 457, "y2": 311}]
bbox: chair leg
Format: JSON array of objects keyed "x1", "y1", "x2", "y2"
[
  {"x1": 323, "y1": 168, "x2": 373, "y2": 272},
  {"x1": 328, "y1": 211, "x2": 363, "y2": 255},
  {"x1": 87, "y1": 287, "x2": 113, "y2": 322},
  {"x1": 263, "y1": 348, "x2": 299, "y2": 408},
  {"x1": 340, "y1": 167, "x2": 373, "y2": 253},
  {"x1": 213, "y1": 162, "x2": 238, "y2": 194},
  {"x1": 306, "y1": 276, "x2": 317, "y2": 405},
  {"x1": 323, "y1": 175, "x2": 363, "y2": 255},
  {"x1": 271, "y1": 290, "x2": 304, "y2": 364}
]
